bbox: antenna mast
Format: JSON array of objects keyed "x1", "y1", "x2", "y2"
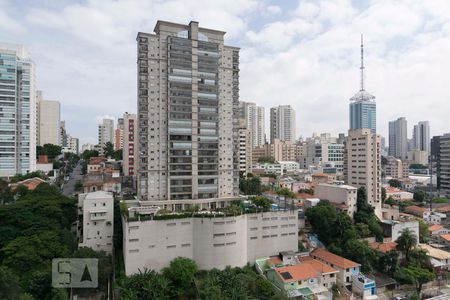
[{"x1": 360, "y1": 34, "x2": 365, "y2": 92}]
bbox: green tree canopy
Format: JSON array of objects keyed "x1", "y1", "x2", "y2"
[
  {"x1": 413, "y1": 190, "x2": 426, "y2": 202},
  {"x1": 251, "y1": 196, "x2": 273, "y2": 211},
  {"x1": 102, "y1": 142, "x2": 115, "y2": 158},
  {"x1": 388, "y1": 179, "x2": 402, "y2": 188},
  {"x1": 402, "y1": 265, "x2": 434, "y2": 295},
  {"x1": 162, "y1": 257, "x2": 198, "y2": 298},
  {"x1": 396, "y1": 229, "x2": 417, "y2": 263},
  {"x1": 257, "y1": 156, "x2": 277, "y2": 164},
  {"x1": 81, "y1": 149, "x2": 99, "y2": 160},
  {"x1": 36, "y1": 144, "x2": 62, "y2": 160}
]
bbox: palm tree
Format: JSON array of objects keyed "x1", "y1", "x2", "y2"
[{"x1": 396, "y1": 229, "x2": 417, "y2": 263}]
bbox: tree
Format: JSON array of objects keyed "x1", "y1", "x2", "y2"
[
  {"x1": 388, "y1": 179, "x2": 402, "y2": 188},
  {"x1": 298, "y1": 188, "x2": 314, "y2": 195},
  {"x1": 113, "y1": 149, "x2": 123, "y2": 160},
  {"x1": 81, "y1": 149, "x2": 99, "y2": 160},
  {"x1": 240, "y1": 176, "x2": 263, "y2": 195},
  {"x1": 251, "y1": 196, "x2": 273, "y2": 211},
  {"x1": 119, "y1": 269, "x2": 170, "y2": 300},
  {"x1": 74, "y1": 180, "x2": 83, "y2": 192},
  {"x1": 409, "y1": 164, "x2": 427, "y2": 170},
  {"x1": 305, "y1": 201, "x2": 338, "y2": 246},
  {"x1": 384, "y1": 197, "x2": 396, "y2": 205},
  {"x1": 413, "y1": 190, "x2": 426, "y2": 202},
  {"x1": 381, "y1": 187, "x2": 387, "y2": 201},
  {"x1": 162, "y1": 257, "x2": 198, "y2": 298},
  {"x1": 0, "y1": 179, "x2": 13, "y2": 203},
  {"x1": 378, "y1": 250, "x2": 400, "y2": 277},
  {"x1": 0, "y1": 266, "x2": 24, "y2": 300},
  {"x1": 396, "y1": 229, "x2": 417, "y2": 263},
  {"x1": 343, "y1": 239, "x2": 377, "y2": 273},
  {"x1": 403, "y1": 265, "x2": 434, "y2": 295},
  {"x1": 257, "y1": 156, "x2": 276, "y2": 164},
  {"x1": 36, "y1": 144, "x2": 62, "y2": 160},
  {"x1": 103, "y1": 142, "x2": 115, "y2": 158},
  {"x1": 418, "y1": 220, "x2": 429, "y2": 243}
]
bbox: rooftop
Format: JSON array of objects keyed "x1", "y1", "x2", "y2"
[
  {"x1": 9, "y1": 177, "x2": 46, "y2": 191},
  {"x1": 418, "y1": 244, "x2": 450, "y2": 260},
  {"x1": 368, "y1": 242, "x2": 397, "y2": 253},
  {"x1": 275, "y1": 264, "x2": 319, "y2": 282},
  {"x1": 405, "y1": 205, "x2": 429, "y2": 213},
  {"x1": 428, "y1": 225, "x2": 444, "y2": 232},
  {"x1": 439, "y1": 234, "x2": 450, "y2": 242},
  {"x1": 311, "y1": 248, "x2": 360, "y2": 269}
]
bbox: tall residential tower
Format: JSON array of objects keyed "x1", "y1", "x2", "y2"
[
  {"x1": 270, "y1": 105, "x2": 296, "y2": 143},
  {"x1": 137, "y1": 20, "x2": 240, "y2": 207},
  {"x1": 388, "y1": 117, "x2": 408, "y2": 160},
  {"x1": 349, "y1": 35, "x2": 376, "y2": 134},
  {"x1": 239, "y1": 101, "x2": 265, "y2": 148},
  {"x1": 0, "y1": 43, "x2": 36, "y2": 177}
]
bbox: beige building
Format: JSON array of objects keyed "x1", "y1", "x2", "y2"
[
  {"x1": 137, "y1": 20, "x2": 239, "y2": 207},
  {"x1": 78, "y1": 191, "x2": 114, "y2": 254},
  {"x1": 239, "y1": 101, "x2": 265, "y2": 148},
  {"x1": 385, "y1": 156, "x2": 409, "y2": 179},
  {"x1": 122, "y1": 208, "x2": 298, "y2": 274},
  {"x1": 37, "y1": 91, "x2": 61, "y2": 146},
  {"x1": 238, "y1": 121, "x2": 252, "y2": 175},
  {"x1": 252, "y1": 139, "x2": 303, "y2": 163},
  {"x1": 344, "y1": 129, "x2": 382, "y2": 218},
  {"x1": 123, "y1": 112, "x2": 137, "y2": 177},
  {"x1": 407, "y1": 149, "x2": 428, "y2": 165},
  {"x1": 98, "y1": 118, "x2": 114, "y2": 147},
  {"x1": 270, "y1": 105, "x2": 296, "y2": 143},
  {"x1": 315, "y1": 183, "x2": 357, "y2": 218}
]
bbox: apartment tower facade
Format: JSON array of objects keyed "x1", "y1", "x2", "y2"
[
  {"x1": 98, "y1": 118, "x2": 114, "y2": 147},
  {"x1": 388, "y1": 117, "x2": 408, "y2": 160},
  {"x1": 412, "y1": 121, "x2": 430, "y2": 156},
  {"x1": 123, "y1": 112, "x2": 137, "y2": 177},
  {"x1": 137, "y1": 21, "x2": 240, "y2": 207},
  {"x1": 239, "y1": 101, "x2": 265, "y2": 148},
  {"x1": 344, "y1": 129, "x2": 382, "y2": 217},
  {"x1": 270, "y1": 105, "x2": 296, "y2": 143},
  {"x1": 0, "y1": 43, "x2": 36, "y2": 177},
  {"x1": 37, "y1": 91, "x2": 61, "y2": 146}
]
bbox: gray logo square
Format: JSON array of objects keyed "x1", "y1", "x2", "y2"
[{"x1": 52, "y1": 258, "x2": 98, "y2": 288}]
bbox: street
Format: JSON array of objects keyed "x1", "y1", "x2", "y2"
[{"x1": 62, "y1": 162, "x2": 82, "y2": 197}]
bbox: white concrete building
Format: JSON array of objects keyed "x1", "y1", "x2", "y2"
[
  {"x1": 315, "y1": 184, "x2": 357, "y2": 218},
  {"x1": 238, "y1": 123, "x2": 252, "y2": 175},
  {"x1": 37, "y1": 91, "x2": 60, "y2": 146},
  {"x1": 98, "y1": 118, "x2": 114, "y2": 148},
  {"x1": 270, "y1": 105, "x2": 296, "y2": 143},
  {"x1": 299, "y1": 133, "x2": 344, "y2": 172},
  {"x1": 407, "y1": 150, "x2": 428, "y2": 165},
  {"x1": 78, "y1": 191, "x2": 114, "y2": 254},
  {"x1": 0, "y1": 43, "x2": 36, "y2": 177},
  {"x1": 122, "y1": 209, "x2": 298, "y2": 274},
  {"x1": 81, "y1": 143, "x2": 95, "y2": 152},
  {"x1": 385, "y1": 156, "x2": 409, "y2": 179},
  {"x1": 412, "y1": 121, "x2": 430, "y2": 157},
  {"x1": 344, "y1": 129, "x2": 382, "y2": 218},
  {"x1": 239, "y1": 101, "x2": 265, "y2": 148},
  {"x1": 389, "y1": 117, "x2": 408, "y2": 160}
]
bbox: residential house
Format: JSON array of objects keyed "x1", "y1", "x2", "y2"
[
  {"x1": 418, "y1": 244, "x2": 450, "y2": 271},
  {"x1": 404, "y1": 205, "x2": 431, "y2": 219}
]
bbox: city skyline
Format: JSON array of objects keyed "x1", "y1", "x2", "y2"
[{"x1": 0, "y1": 0, "x2": 449, "y2": 145}]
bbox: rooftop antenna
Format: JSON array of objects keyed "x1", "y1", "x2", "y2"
[{"x1": 360, "y1": 34, "x2": 365, "y2": 92}]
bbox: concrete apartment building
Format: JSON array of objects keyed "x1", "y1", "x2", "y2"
[
  {"x1": 60, "y1": 120, "x2": 68, "y2": 147},
  {"x1": 136, "y1": 20, "x2": 240, "y2": 206},
  {"x1": 407, "y1": 149, "x2": 428, "y2": 166},
  {"x1": 122, "y1": 112, "x2": 137, "y2": 177},
  {"x1": 36, "y1": 90, "x2": 61, "y2": 146},
  {"x1": 98, "y1": 118, "x2": 114, "y2": 147},
  {"x1": 238, "y1": 120, "x2": 252, "y2": 175},
  {"x1": 0, "y1": 43, "x2": 36, "y2": 177},
  {"x1": 385, "y1": 156, "x2": 409, "y2": 179},
  {"x1": 315, "y1": 183, "x2": 357, "y2": 218},
  {"x1": 299, "y1": 133, "x2": 344, "y2": 172},
  {"x1": 78, "y1": 191, "x2": 114, "y2": 254},
  {"x1": 252, "y1": 139, "x2": 303, "y2": 163},
  {"x1": 239, "y1": 101, "x2": 265, "y2": 148},
  {"x1": 270, "y1": 105, "x2": 296, "y2": 143},
  {"x1": 344, "y1": 128, "x2": 382, "y2": 218},
  {"x1": 122, "y1": 208, "x2": 298, "y2": 274},
  {"x1": 115, "y1": 117, "x2": 124, "y2": 150},
  {"x1": 68, "y1": 137, "x2": 79, "y2": 155},
  {"x1": 412, "y1": 121, "x2": 430, "y2": 156},
  {"x1": 439, "y1": 134, "x2": 450, "y2": 198},
  {"x1": 389, "y1": 117, "x2": 408, "y2": 160}
]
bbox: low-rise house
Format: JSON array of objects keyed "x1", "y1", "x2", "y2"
[
  {"x1": 368, "y1": 241, "x2": 397, "y2": 254},
  {"x1": 386, "y1": 187, "x2": 414, "y2": 202},
  {"x1": 352, "y1": 273, "x2": 377, "y2": 299},
  {"x1": 9, "y1": 177, "x2": 46, "y2": 192},
  {"x1": 428, "y1": 225, "x2": 450, "y2": 236},
  {"x1": 404, "y1": 205, "x2": 430, "y2": 219},
  {"x1": 418, "y1": 244, "x2": 450, "y2": 271},
  {"x1": 437, "y1": 234, "x2": 450, "y2": 248},
  {"x1": 311, "y1": 173, "x2": 335, "y2": 185},
  {"x1": 83, "y1": 173, "x2": 122, "y2": 194},
  {"x1": 315, "y1": 184, "x2": 357, "y2": 218},
  {"x1": 380, "y1": 217, "x2": 419, "y2": 246},
  {"x1": 426, "y1": 212, "x2": 447, "y2": 225},
  {"x1": 310, "y1": 248, "x2": 360, "y2": 286},
  {"x1": 87, "y1": 157, "x2": 108, "y2": 174}
]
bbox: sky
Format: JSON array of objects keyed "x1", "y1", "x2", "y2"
[{"x1": 0, "y1": 0, "x2": 449, "y2": 145}]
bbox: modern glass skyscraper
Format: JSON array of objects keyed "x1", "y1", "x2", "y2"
[
  {"x1": 349, "y1": 36, "x2": 376, "y2": 134},
  {"x1": 0, "y1": 43, "x2": 36, "y2": 177}
]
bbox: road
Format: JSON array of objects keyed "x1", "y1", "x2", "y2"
[{"x1": 62, "y1": 162, "x2": 82, "y2": 197}]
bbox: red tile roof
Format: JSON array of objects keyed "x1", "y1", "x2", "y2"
[
  {"x1": 439, "y1": 234, "x2": 450, "y2": 242},
  {"x1": 428, "y1": 225, "x2": 443, "y2": 232},
  {"x1": 298, "y1": 256, "x2": 338, "y2": 274},
  {"x1": 275, "y1": 264, "x2": 319, "y2": 282},
  {"x1": 368, "y1": 242, "x2": 397, "y2": 253},
  {"x1": 311, "y1": 248, "x2": 360, "y2": 269},
  {"x1": 405, "y1": 205, "x2": 428, "y2": 213}
]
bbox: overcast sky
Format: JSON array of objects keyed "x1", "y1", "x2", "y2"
[{"x1": 1, "y1": 0, "x2": 449, "y2": 145}]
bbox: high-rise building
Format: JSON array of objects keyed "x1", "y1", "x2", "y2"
[
  {"x1": 115, "y1": 117, "x2": 124, "y2": 150},
  {"x1": 299, "y1": 133, "x2": 344, "y2": 172},
  {"x1": 385, "y1": 156, "x2": 409, "y2": 179},
  {"x1": 252, "y1": 139, "x2": 303, "y2": 163},
  {"x1": 123, "y1": 112, "x2": 137, "y2": 177},
  {"x1": 68, "y1": 137, "x2": 79, "y2": 155},
  {"x1": 238, "y1": 120, "x2": 252, "y2": 175},
  {"x1": 439, "y1": 134, "x2": 450, "y2": 198},
  {"x1": 60, "y1": 120, "x2": 68, "y2": 147},
  {"x1": 136, "y1": 20, "x2": 240, "y2": 205},
  {"x1": 37, "y1": 91, "x2": 61, "y2": 146},
  {"x1": 349, "y1": 36, "x2": 376, "y2": 134},
  {"x1": 344, "y1": 129, "x2": 381, "y2": 218},
  {"x1": 431, "y1": 135, "x2": 441, "y2": 163},
  {"x1": 412, "y1": 121, "x2": 430, "y2": 156},
  {"x1": 388, "y1": 117, "x2": 408, "y2": 160},
  {"x1": 238, "y1": 101, "x2": 265, "y2": 148},
  {"x1": 270, "y1": 105, "x2": 296, "y2": 143},
  {"x1": 0, "y1": 43, "x2": 36, "y2": 177},
  {"x1": 98, "y1": 118, "x2": 114, "y2": 147}
]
